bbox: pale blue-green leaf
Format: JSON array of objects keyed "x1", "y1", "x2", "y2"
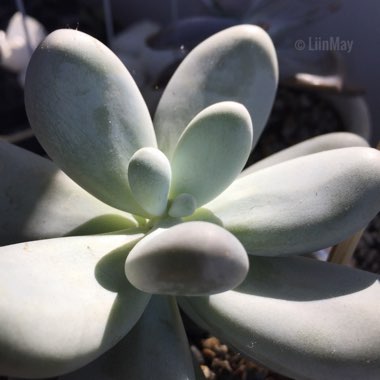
[
  {"x1": 241, "y1": 132, "x2": 369, "y2": 177},
  {"x1": 125, "y1": 221, "x2": 249, "y2": 295},
  {"x1": 204, "y1": 147, "x2": 380, "y2": 255},
  {"x1": 0, "y1": 141, "x2": 137, "y2": 245},
  {"x1": 128, "y1": 147, "x2": 171, "y2": 216},
  {"x1": 65, "y1": 215, "x2": 142, "y2": 237},
  {"x1": 154, "y1": 25, "x2": 278, "y2": 158},
  {"x1": 62, "y1": 296, "x2": 196, "y2": 380},
  {"x1": 24, "y1": 29, "x2": 156, "y2": 214},
  {"x1": 179, "y1": 256, "x2": 380, "y2": 380},
  {"x1": 0, "y1": 234, "x2": 150, "y2": 378},
  {"x1": 169, "y1": 193, "x2": 197, "y2": 218},
  {"x1": 170, "y1": 102, "x2": 252, "y2": 206}
]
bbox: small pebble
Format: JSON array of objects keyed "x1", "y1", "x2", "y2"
[
  {"x1": 211, "y1": 357, "x2": 233, "y2": 372},
  {"x1": 203, "y1": 347, "x2": 217, "y2": 360},
  {"x1": 202, "y1": 337, "x2": 221, "y2": 348},
  {"x1": 201, "y1": 364, "x2": 217, "y2": 380}
]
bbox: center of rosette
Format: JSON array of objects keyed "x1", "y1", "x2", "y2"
[{"x1": 128, "y1": 147, "x2": 199, "y2": 219}]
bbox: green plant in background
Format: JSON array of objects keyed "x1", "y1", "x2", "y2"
[{"x1": 0, "y1": 25, "x2": 380, "y2": 380}]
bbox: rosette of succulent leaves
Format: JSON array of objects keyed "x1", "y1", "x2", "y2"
[{"x1": 0, "y1": 25, "x2": 380, "y2": 380}]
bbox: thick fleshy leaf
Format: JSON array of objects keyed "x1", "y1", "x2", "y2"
[
  {"x1": 180, "y1": 256, "x2": 380, "y2": 380},
  {"x1": 25, "y1": 29, "x2": 156, "y2": 214},
  {"x1": 0, "y1": 141, "x2": 137, "y2": 245},
  {"x1": 0, "y1": 12, "x2": 46, "y2": 73},
  {"x1": 62, "y1": 296, "x2": 196, "y2": 380},
  {"x1": 128, "y1": 147, "x2": 171, "y2": 216},
  {"x1": 0, "y1": 234, "x2": 150, "y2": 378},
  {"x1": 154, "y1": 24, "x2": 278, "y2": 158},
  {"x1": 241, "y1": 132, "x2": 369, "y2": 177},
  {"x1": 169, "y1": 193, "x2": 197, "y2": 218},
  {"x1": 203, "y1": 147, "x2": 380, "y2": 255},
  {"x1": 170, "y1": 102, "x2": 252, "y2": 206},
  {"x1": 125, "y1": 221, "x2": 249, "y2": 295}
]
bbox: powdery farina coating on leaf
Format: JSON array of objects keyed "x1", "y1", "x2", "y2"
[{"x1": 0, "y1": 25, "x2": 379, "y2": 380}]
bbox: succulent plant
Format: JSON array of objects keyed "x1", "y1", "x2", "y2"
[
  {"x1": 148, "y1": 0, "x2": 343, "y2": 85},
  {"x1": 0, "y1": 12, "x2": 46, "y2": 85},
  {"x1": 1, "y1": 24, "x2": 380, "y2": 380},
  {"x1": 112, "y1": 0, "x2": 344, "y2": 113}
]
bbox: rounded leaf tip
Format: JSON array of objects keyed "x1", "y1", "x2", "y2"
[
  {"x1": 168, "y1": 193, "x2": 197, "y2": 218},
  {"x1": 170, "y1": 101, "x2": 253, "y2": 206},
  {"x1": 125, "y1": 221, "x2": 249, "y2": 296},
  {"x1": 128, "y1": 147, "x2": 171, "y2": 216}
]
